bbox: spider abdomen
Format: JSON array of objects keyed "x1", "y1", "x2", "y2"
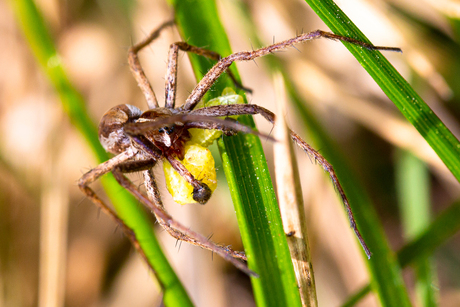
[{"x1": 98, "y1": 104, "x2": 142, "y2": 154}]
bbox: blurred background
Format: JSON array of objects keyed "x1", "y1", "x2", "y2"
[{"x1": 1, "y1": 0, "x2": 460, "y2": 306}]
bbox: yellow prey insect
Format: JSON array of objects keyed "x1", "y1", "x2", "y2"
[{"x1": 163, "y1": 88, "x2": 243, "y2": 204}]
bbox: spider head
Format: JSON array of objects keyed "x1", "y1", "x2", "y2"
[
  {"x1": 140, "y1": 108, "x2": 189, "y2": 157},
  {"x1": 98, "y1": 104, "x2": 142, "y2": 154}
]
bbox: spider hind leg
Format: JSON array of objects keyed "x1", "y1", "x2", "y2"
[{"x1": 112, "y1": 168, "x2": 255, "y2": 276}]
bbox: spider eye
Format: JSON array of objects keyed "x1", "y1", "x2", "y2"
[
  {"x1": 98, "y1": 104, "x2": 142, "y2": 154},
  {"x1": 166, "y1": 126, "x2": 175, "y2": 135},
  {"x1": 158, "y1": 126, "x2": 175, "y2": 135}
]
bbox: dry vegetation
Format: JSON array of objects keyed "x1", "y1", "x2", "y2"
[{"x1": 1, "y1": 0, "x2": 460, "y2": 306}]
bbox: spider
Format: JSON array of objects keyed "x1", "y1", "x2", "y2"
[{"x1": 78, "y1": 20, "x2": 401, "y2": 276}]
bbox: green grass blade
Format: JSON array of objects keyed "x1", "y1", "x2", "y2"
[
  {"x1": 398, "y1": 199, "x2": 460, "y2": 267},
  {"x1": 10, "y1": 1, "x2": 193, "y2": 305},
  {"x1": 396, "y1": 151, "x2": 438, "y2": 306},
  {"x1": 304, "y1": 0, "x2": 460, "y2": 183},
  {"x1": 233, "y1": 1, "x2": 411, "y2": 306},
  {"x1": 397, "y1": 152, "x2": 431, "y2": 239},
  {"x1": 168, "y1": 0, "x2": 302, "y2": 306},
  {"x1": 341, "y1": 285, "x2": 372, "y2": 307}
]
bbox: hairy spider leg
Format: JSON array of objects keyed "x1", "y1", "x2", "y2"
[
  {"x1": 165, "y1": 42, "x2": 252, "y2": 109},
  {"x1": 128, "y1": 21, "x2": 251, "y2": 111},
  {"x1": 128, "y1": 20, "x2": 175, "y2": 109},
  {"x1": 77, "y1": 150, "x2": 154, "y2": 269},
  {"x1": 78, "y1": 148, "x2": 253, "y2": 275},
  {"x1": 141, "y1": 169, "x2": 248, "y2": 264},
  {"x1": 181, "y1": 30, "x2": 401, "y2": 111},
  {"x1": 110, "y1": 168, "x2": 255, "y2": 276},
  {"x1": 190, "y1": 104, "x2": 372, "y2": 258},
  {"x1": 165, "y1": 155, "x2": 212, "y2": 203},
  {"x1": 123, "y1": 114, "x2": 271, "y2": 139},
  {"x1": 116, "y1": 160, "x2": 249, "y2": 265}
]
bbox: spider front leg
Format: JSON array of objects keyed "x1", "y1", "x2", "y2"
[
  {"x1": 128, "y1": 20, "x2": 174, "y2": 109},
  {"x1": 164, "y1": 42, "x2": 252, "y2": 109},
  {"x1": 181, "y1": 30, "x2": 401, "y2": 111},
  {"x1": 190, "y1": 104, "x2": 372, "y2": 258},
  {"x1": 164, "y1": 154, "x2": 212, "y2": 204}
]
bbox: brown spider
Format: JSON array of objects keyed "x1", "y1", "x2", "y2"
[{"x1": 78, "y1": 20, "x2": 401, "y2": 276}]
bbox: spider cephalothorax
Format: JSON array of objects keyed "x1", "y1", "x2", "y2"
[
  {"x1": 78, "y1": 20, "x2": 401, "y2": 275},
  {"x1": 99, "y1": 105, "x2": 189, "y2": 156}
]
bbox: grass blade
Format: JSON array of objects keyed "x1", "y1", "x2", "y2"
[
  {"x1": 168, "y1": 0, "x2": 302, "y2": 306},
  {"x1": 304, "y1": 0, "x2": 460, "y2": 183},
  {"x1": 396, "y1": 151, "x2": 438, "y2": 306},
  {"x1": 290, "y1": 84, "x2": 412, "y2": 307},
  {"x1": 9, "y1": 1, "x2": 193, "y2": 305},
  {"x1": 233, "y1": 1, "x2": 412, "y2": 306}
]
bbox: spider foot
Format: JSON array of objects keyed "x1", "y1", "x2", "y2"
[{"x1": 193, "y1": 183, "x2": 212, "y2": 204}]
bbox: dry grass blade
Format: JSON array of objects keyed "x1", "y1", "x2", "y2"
[
  {"x1": 273, "y1": 73, "x2": 317, "y2": 307},
  {"x1": 39, "y1": 147, "x2": 68, "y2": 307}
]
